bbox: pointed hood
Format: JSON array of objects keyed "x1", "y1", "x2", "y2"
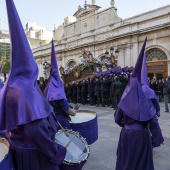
[
  {"x1": 141, "y1": 53, "x2": 157, "y2": 99},
  {"x1": 141, "y1": 53, "x2": 148, "y2": 85},
  {"x1": 131, "y1": 38, "x2": 147, "y2": 79},
  {"x1": 0, "y1": 0, "x2": 52, "y2": 131},
  {"x1": 44, "y1": 40, "x2": 66, "y2": 101},
  {"x1": 117, "y1": 37, "x2": 156, "y2": 121}
]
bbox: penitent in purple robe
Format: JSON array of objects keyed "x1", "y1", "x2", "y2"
[
  {"x1": 10, "y1": 113, "x2": 66, "y2": 170},
  {"x1": 114, "y1": 108, "x2": 154, "y2": 170},
  {"x1": 114, "y1": 98, "x2": 163, "y2": 170},
  {"x1": 44, "y1": 40, "x2": 71, "y2": 130},
  {"x1": 114, "y1": 38, "x2": 164, "y2": 170},
  {"x1": 0, "y1": 1, "x2": 67, "y2": 170},
  {"x1": 150, "y1": 99, "x2": 164, "y2": 148}
]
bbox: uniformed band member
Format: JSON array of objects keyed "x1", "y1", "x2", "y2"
[
  {"x1": 81, "y1": 79, "x2": 88, "y2": 105},
  {"x1": 64, "y1": 69, "x2": 132, "y2": 108},
  {"x1": 110, "y1": 77, "x2": 123, "y2": 109},
  {"x1": 95, "y1": 76, "x2": 101, "y2": 107},
  {"x1": 100, "y1": 76, "x2": 110, "y2": 107}
]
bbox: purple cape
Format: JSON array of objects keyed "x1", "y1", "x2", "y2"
[
  {"x1": 44, "y1": 40, "x2": 67, "y2": 101},
  {"x1": 0, "y1": 0, "x2": 52, "y2": 131}
]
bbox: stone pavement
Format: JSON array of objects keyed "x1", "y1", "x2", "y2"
[{"x1": 72, "y1": 102, "x2": 170, "y2": 170}]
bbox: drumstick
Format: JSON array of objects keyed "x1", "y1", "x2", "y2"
[
  {"x1": 65, "y1": 135, "x2": 75, "y2": 148},
  {"x1": 57, "y1": 120, "x2": 69, "y2": 137}
]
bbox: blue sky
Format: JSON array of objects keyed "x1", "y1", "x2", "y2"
[{"x1": 0, "y1": 0, "x2": 170, "y2": 30}]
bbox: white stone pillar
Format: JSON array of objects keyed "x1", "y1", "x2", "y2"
[{"x1": 168, "y1": 62, "x2": 170, "y2": 76}]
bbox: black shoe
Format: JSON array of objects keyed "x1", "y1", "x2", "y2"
[
  {"x1": 113, "y1": 108, "x2": 116, "y2": 110},
  {"x1": 165, "y1": 110, "x2": 169, "y2": 112}
]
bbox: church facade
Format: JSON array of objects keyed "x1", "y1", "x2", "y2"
[{"x1": 32, "y1": 1, "x2": 170, "y2": 80}]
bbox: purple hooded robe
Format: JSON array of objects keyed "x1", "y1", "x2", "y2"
[
  {"x1": 43, "y1": 40, "x2": 71, "y2": 130},
  {"x1": 0, "y1": 0, "x2": 66, "y2": 169},
  {"x1": 114, "y1": 37, "x2": 164, "y2": 170}
]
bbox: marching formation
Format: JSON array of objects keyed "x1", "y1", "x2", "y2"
[
  {"x1": 0, "y1": 0, "x2": 165, "y2": 170},
  {"x1": 38, "y1": 68, "x2": 131, "y2": 109}
]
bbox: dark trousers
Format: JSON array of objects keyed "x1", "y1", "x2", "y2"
[
  {"x1": 113, "y1": 91, "x2": 121, "y2": 108},
  {"x1": 96, "y1": 91, "x2": 101, "y2": 105},
  {"x1": 81, "y1": 92, "x2": 87, "y2": 105},
  {"x1": 164, "y1": 94, "x2": 170, "y2": 111},
  {"x1": 68, "y1": 94, "x2": 73, "y2": 103},
  {"x1": 73, "y1": 93, "x2": 77, "y2": 104},
  {"x1": 110, "y1": 94, "x2": 114, "y2": 107},
  {"x1": 89, "y1": 92, "x2": 95, "y2": 105},
  {"x1": 101, "y1": 91, "x2": 109, "y2": 107},
  {"x1": 77, "y1": 92, "x2": 81, "y2": 103}
]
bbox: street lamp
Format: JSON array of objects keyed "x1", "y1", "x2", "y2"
[
  {"x1": 115, "y1": 48, "x2": 119, "y2": 59},
  {"x1": 59, "y1": 65, "x2": 65, "y2": 75},
  {"x1": 105, "y1": 46, "x2": 119, "y2": 65},
  {"x1": 42, "y1": 60, "x2": 50, "y2": 79},
  {"x1": 105, "y1": 50, "x2": 109, "y2": 58}
]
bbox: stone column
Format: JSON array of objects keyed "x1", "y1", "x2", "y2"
[{"x1": 168, "y1": 62, "x2": 170, "y2": 76}]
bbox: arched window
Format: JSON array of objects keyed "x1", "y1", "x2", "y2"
[
  {"x1": 146, "y1": 48, "x2": 167, "y2": 61},
  {"x1": 67, "y1": 60, "x2": 76, "y2": 69},
  {"x1": 98, "y1": 54, "x2": 110, "y2": 61}
]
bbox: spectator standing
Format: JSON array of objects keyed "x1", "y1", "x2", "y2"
[{"x1": 163, "y1": 76, "x2": 170, "y2": 112}]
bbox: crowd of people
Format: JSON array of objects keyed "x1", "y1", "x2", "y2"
[
  {"x1": 37, "y1": 72, "x2": 129, "y2": 109},
  {"x1": 37, "y1": 73, "x2": 170, "y2": 112}
]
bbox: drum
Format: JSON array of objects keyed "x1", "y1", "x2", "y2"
[
  {"x1": 55, "y1": 130, "x2": 90, "y2": 170},
  {"x1": 70, "y1": 110, "x2": 98, "y2": 145},
  {"x1": 0, "y1": 137, "x2": 14, "y2": 169}
]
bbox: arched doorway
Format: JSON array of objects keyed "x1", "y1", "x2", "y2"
[{"x1": 146, "y1": 48, "x2": 168, "y2": 79}]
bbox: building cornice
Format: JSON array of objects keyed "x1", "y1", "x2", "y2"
[
  {"x1": 33, "y1": 5, "x2": 170, "y2": 60},
  {"x1": 33, "y1": 22, "x2": 170, "y2": 60}
]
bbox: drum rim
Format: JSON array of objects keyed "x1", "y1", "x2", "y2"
[
  {"x1": 70, "y1": 110, "x2": 97, "y2": 124},
  {"x1": 55, "y1": 129, "x2": 90, "y2": 165},
  {"x1": 0, "y1": 137, "x2": 9, "y2": 147},
  {"x1": 75, "y1": 110, "x2": 96, "y2": 115}
]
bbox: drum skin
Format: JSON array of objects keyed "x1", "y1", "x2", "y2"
[
  {"x1": 70, "y1": 110, "x2": 98, "y2": 145},
  {"x1": 55, "y1": 130, "x2": 89, "y2": 170}
]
